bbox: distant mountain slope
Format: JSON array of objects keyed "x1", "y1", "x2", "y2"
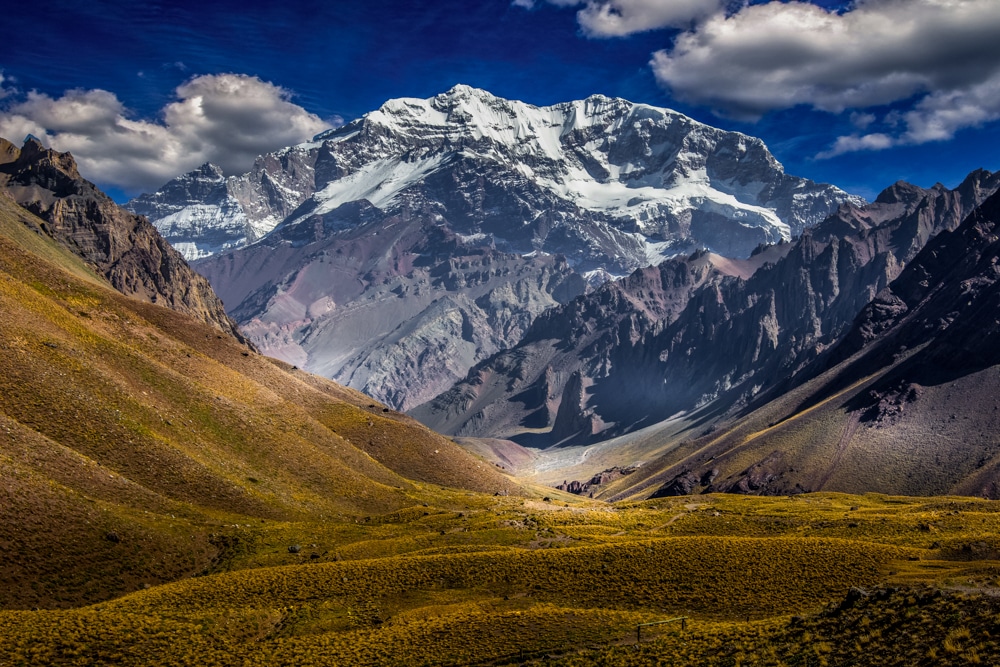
[
  {"x1": 416, "y1": 170, "x2": 1000, "y2": 448},
  {"x1": 410, "y1": 244, "x2": 792, "y2": 442},
  {"x1": 126, "y1": 162, "x2": 257, "y2": 259},
  {"x1": 0, "y1": 185, "x2": 515, "y2": 610},
  {"x1": 196, "y1": 206, "x2": 586, "y2": 411},
  {"x1": 0, "y1": 137, "x2": 246, "y2": 343},
  {"x1": 605, "y1": 185, "x2": 1000, "y2": 501},
  {"x1": 145, "y1": 86, "x2": 860, "y2": 409}
]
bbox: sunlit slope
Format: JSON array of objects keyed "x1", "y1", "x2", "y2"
[
  {"x1": 6, "y1": 492, "x2": 1000, "y2": 666},
  {"x1": 602, "y1": 347, "x2": 1000, "y2": 501},
  {"x1": 0, "y1": 195, "x2": 515, "y2": 609}
]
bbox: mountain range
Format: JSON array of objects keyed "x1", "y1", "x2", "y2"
[
  {"x1": 129, "y1": 85, "x2": 860, "y2": 410},
  {"x1": 7, "y1": 80, "x2": 1000, "y2": 665},
  {"x1": 608, "y1": 178, "x2": 1000, "y2": 501},
  {"x1": 121, "y1": 86, "x2": 1000, "y2": 502},
  {"x1": 415, "y1": 170, "x2": 1000, "y2": 450}
]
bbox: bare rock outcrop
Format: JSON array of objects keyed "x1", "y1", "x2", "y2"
[{"x1": 0, "y1": 137, "x2": 249, "y2": 344}]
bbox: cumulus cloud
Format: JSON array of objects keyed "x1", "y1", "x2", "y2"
[
  {"x1": 519, "y1": 0, "x2": 1000, "y2": 155},
  {"x1": 816, "y1": 132, "x2": 894, "y2": 159},
  {"x1": 651, "y1": 0, "x2": 1000, "y2": 117},
  {"x1": 514, "y1": 0, "x2": 726, "y2": 35},
  {"x1": 638, "y1": 0, "x2": 1000, "y2": 155},
  {"x1": 0, "y1": 73, "x2": 330, "y2": 193}
]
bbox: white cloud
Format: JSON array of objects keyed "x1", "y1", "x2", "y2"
[
  {"x1": 0, "y1": 73, "x2": 330, "y2": 194},
  {"x1": 514, "y1": 0, "x2": 726, "y2": 35},
  {"x1": 816, "y1": 132, "x2": 893, "y2": 159},
  {"x1": 576, "y1": 0, "x2": 726, "y2": 35},
  {"x1": 652, "y1": 0, "x2": 1000, "y2": 117},
  {"x1": 849, "y1": 112, "x2": 877, "y2": 130},
  {"x1": 819, "y1": 74, "x2": 1000, "y2": 158},
  {"x1": 519, "y1": 0, "x2": 1000, "y2": 155},
  {"x1": 901, "y1": 76, "x2": 1000, "y2": 143},
  {"x1": 640, "y1": 0, "x2": 1000, "y2": 154}
]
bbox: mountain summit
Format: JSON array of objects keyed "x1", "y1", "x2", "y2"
[{"x1": 130, "y1": 85, "x2": 862, "y2": 275}]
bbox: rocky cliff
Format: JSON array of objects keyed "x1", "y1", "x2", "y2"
[
  {"x1": 617, "y1": 179, "x2": 1000, "y2": 500},
  {"x1": 0, "y1": 137, "x2": 248, "y2": 344}
]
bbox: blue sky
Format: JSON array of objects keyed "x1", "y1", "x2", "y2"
[{"x1": 2, "y1": 0, "x2": 1000, "y2": 202}]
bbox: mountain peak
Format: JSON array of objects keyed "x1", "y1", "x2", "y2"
[
  {"x1": 194, "y1": 162, "x2": 225, "y2": 178},
  {"x1": 0, "y1": 137, "x2": 19, "y2": 166},
  {"x1": 18, "y1": 136, "x2": 82, "y2": 181},
  {"x1": 0, "y1": 136, "x2": 83, "y2": 195},
  {"x1": 130, "y1": 87, "x2": 862, "y2": 412},
  {"x1": 873, "y1": 180, "x2": 928, "y2": 206},
  {"x1": 440, "y1": 83, "x2": 487, "y2": 99},
  {"x1": 0, "y1": 137, "x2": 248, "y2": 342}
]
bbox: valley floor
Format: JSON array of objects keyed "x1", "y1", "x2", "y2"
[{"x1": 5, "y1": 491, "x2": 1000, "y2": 666}]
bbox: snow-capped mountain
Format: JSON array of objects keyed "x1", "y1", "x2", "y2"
[
  {"x1": 126, "y1": 158, "x2": 312, "y2": 260},
  {"x1": 127, "y1": 163, "x2": 251, "y2": 259},
  {"x1": 131, "y1": 85, "x2": 862, "y2": 273},
  {"x1": 131, "y1": 86, "x2": 864, "y2": 410}
]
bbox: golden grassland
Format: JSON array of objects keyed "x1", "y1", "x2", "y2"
[
  {"x1": 0, "y1": 195, "x2": 519, "y2": 610},
  {"x1": 5, "y1": 493, "x2": 1000, "y2": 665}
]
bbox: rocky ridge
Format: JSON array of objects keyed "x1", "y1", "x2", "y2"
[
  {"x1": 415, "y1": 169, "x2": 1000, "y2": 447},
  {"x1": 0, "y1": 137, "x2": 248, "y2": 344},
  {"x1": 620, "y1": 179, "x2": 1000, "y2": 500}
]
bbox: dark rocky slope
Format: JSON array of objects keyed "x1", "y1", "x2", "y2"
[
  {"x1": 415, "y1": 170, "x2": 1000, "y2": 448},
  {"x1": 611, "y1": 184, "x2": 1000, "y2": 500}
]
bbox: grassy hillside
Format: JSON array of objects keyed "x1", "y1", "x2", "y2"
[{"x1": 0, "y1": 193, "x2": 516, "y2": 610}]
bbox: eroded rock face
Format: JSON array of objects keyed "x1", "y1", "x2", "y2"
[
  {"x1": 834, "y1": 184, "x2": 1000, "y2": 394},
  {"x1": 0, "y1": 137, "x2": 248, "y2": 345},
  {"x1": 411, "y1": 246, "x2": 755, "y2": 440},
  {"x1": 195, "y1": 202, "x2": 586, "y2": 410},
  {"x1": 556, "y1": 466, "x2": 637, "y2": 497},
  {"x1": 415, "y1": 169, "x2": 1000, "y2": 447},
  {"x1": 635, "y1": 176, "x2": 1000, "y2": 500}
]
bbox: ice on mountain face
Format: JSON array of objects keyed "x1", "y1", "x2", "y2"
[
  {"x1": 308, "y1": 153, "x2": 451, "y2": 218},
  {"x1": 151, "y1": 198, "x2": 250, "y2": 259},
  {"x1": 364, "y1": 87, "x2": 839, "y2": 241}
]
